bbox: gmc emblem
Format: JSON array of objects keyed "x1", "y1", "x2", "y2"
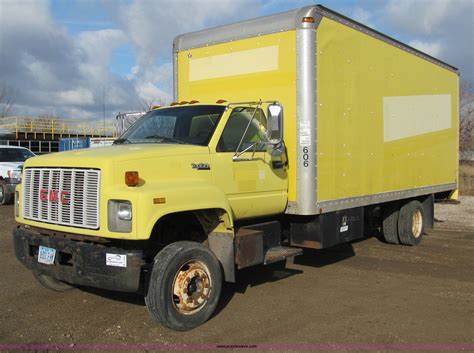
[{"x1": 39, "y1": 189, "x2": 70, "y2": 204}]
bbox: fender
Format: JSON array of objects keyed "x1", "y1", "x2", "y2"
[
  {"x1": 136, "y1": 181, "x2": 236, "y2": 282},
  {"x1": 135, "y1": 181, "x2": 234, "y2": 240}
]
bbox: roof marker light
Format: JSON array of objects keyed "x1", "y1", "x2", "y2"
[{"x1": 216, "y1": 99, "x2": 227, "y2": 104}]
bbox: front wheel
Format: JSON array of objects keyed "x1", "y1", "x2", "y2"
[
  {"x1": 0, "y1": 180, "x2": 13, "y2": 205},
  {"x1": 145, "y1": 241, "x2": 222, "y2": 331}
]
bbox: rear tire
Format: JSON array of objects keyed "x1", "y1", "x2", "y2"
[
  {"x1": 382, "y1": 203, "x2": 400, "y2": 244},
  {"x1": 398, "y1": 200, "x2": 425, "y2": 246},
  {"x1": 0, "y1": 180, "x2": 13, "y2": 205},
  {"x1": 33, "y1": 272, "x2": 74, "y2": 292},
  {"x1": 145, "y1": 241, "x2": 222, "y2": 331}
]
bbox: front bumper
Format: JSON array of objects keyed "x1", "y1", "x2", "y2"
[
  {"x1": 4, "y1": 178, "x2": 19, "y2": 193},
  {"x1": 13, "y1": 226, "x2": 145, "y2": 292}
]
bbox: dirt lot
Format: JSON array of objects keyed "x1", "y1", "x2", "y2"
[{"x1": 0, "y1": 199, "x2": 473, "y2": 351}]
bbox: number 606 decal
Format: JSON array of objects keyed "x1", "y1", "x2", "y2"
[{"x1": 302, "y1": 146, "x2": 309, "y2": 167}]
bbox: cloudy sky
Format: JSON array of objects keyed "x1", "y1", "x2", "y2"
[{"x1": 0, "y1": 0, "x2": 473, "y2": 121}]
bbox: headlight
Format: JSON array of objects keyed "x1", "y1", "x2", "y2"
[
  {"x1": 108, "y1": 200, "x2": 132, "y2": 233},
  {"x1": 117, "y1": 202, "x2": 132, "y2": 221},
  {"x1": 15, "y1": 191, "x2": 19, "y2": 217}
]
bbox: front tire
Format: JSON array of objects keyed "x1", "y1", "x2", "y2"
[
  {"x1": 398, "y1": 200, "x2": 425, "y2": 246},
  {"x1": 145, "y1": 241, "x2": 222, "y2": 331},
  {"x1": 0, "y1": 180, "x2": 13, "y2": 205}
]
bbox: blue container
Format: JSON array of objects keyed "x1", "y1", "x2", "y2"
[{"x1": 59, "y1": 138, "x2": 90, "y2": 152}]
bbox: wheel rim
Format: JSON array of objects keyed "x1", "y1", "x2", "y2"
[
  {"x1": 412, "y1": 209, "x2": 423, "y2": 238},
  {"x1": 172, "y1": 260, "x2": 212, "y2": 315}
]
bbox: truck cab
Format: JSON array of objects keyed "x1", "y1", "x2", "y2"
[
  {"x1": 0, "y1": 145, "x2": 35, "y2": 205},
  {"x1": 13, "y1": 101, "x2": 292, "y2": 330}
]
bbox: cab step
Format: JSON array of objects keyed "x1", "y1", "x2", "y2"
[{"x1": 264, "y1": 246, "x2": 302, "y2": 265}]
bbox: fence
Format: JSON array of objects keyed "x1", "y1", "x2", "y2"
[{"x1": 0, "y1": 139, "x2": 58, "y2": 154}]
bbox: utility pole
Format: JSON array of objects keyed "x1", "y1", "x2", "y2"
[{"x1": 103, "y1": 86, "x2": 106, "y2": 137}]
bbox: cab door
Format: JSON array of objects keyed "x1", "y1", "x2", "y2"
[{"x1": 210, "y1": 106, "x2": 288, "y2": 220}]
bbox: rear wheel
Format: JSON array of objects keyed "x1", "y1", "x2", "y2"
[
  {"x1": 145, "y1": 241, "x2": 222, "y2": 331},
  {"x1": 33, "y1": 272, "x2": 74, "y2": 292},
  {"x1": 382, "y1": 203, "x2": 400, "y2": 244},
  {"x1": 398, "y1": 200, "x2": 425, "y2": 246}
]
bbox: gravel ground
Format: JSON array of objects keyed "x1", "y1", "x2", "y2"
[{"x1": 0, "y1": 199, "x2": 473, "y2": 351}]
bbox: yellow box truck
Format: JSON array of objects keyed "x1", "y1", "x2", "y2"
[{"x1": 13, "y1": 5, "x2": 458, "y2": 330}]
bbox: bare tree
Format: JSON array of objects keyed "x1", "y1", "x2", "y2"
[
  {"x1": 0, "y1": 83, "x2": 16, "y2": 118},
  {"x1": 137, "y1": 96, "x2": 168, "y2": 112},
  {"x1": 460, "y1": 82, "x2": 474, "y2": 160}
]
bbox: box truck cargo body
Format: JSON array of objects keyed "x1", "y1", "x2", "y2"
[
  {"x1": 174, "y1": 5, "x2": 459, "y2": 215},
  {"x1": 13, "y1": 5, "x2": 458, "y2": 330}
]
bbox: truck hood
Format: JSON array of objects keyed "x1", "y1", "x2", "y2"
[{"x1": 24, "y1": 144, "x2": 210, "y2": 169}]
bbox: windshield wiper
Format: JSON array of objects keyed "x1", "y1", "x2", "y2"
[
  {"x1": 145, "y1": 135, "x2": 185, "y2": 144},
  {"x1": 113, "y1": 138, "x2": 131, "y2": 144}
]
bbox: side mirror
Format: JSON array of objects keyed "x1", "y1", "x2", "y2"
[{"x1": 266, "y1": 103, "x2": 283, "y2": 144}]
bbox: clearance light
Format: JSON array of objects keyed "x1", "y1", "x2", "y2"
[
  {"x1": 189, "y1": 100, "x2": 200, "y2": 104},
  {"x1": 170, "y1": 102, "x2": 179, "y2": 106},
  {"x1": 153, "y1": 197, "x2": 166, "y2": 204},
  {"x1": 302, "y1": 17, "x2": 315, "y2": 23},
  {"x1": 216, "y1": 99, "x2": 227, "y2": 104},
  {"x1": 179, "y1": 101, "x2": 189, "y2": 105},
  {"x1": 152, "y1": 105, "x2": 161, "y2": 110},
  {"x1": 125, "y1": 171, "x2": 139, "y2": 187}
]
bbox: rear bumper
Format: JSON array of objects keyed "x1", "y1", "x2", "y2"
[{"x1": 13, "y1": 226, "x2": 145, "y2": 292}]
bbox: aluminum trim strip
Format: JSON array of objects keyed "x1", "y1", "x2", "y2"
[
  {"x1": 295, "y1": 24, "x2": 318, "y2": 215},
  {"x1": 173, "y1": 51, "x2": 178, "y2": 101},
  {"x1": 285, "y1": 183, "x2": 457, "y2": 214},
  {"x1": 173, "y1": 5, "x2": 457, "y2": 74},
  {"x1": 314, "y1": 5, "x2": 458, "y2": 74},
  {"x1": 173, "y1": 6, "x2": 316, "y2": 52}
]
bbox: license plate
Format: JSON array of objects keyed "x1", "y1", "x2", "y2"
[{"x1": 38, "y1": 246, "x2": 56, "y2": 265}]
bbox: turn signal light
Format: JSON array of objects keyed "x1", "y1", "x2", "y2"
[
  {"x1": 302, "y1": 17, "x2": 315, "y2": 23},
  {"x1": 125, "y1": 171, "x2": 139, "y2": 187}
]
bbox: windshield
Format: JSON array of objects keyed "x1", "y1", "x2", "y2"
[
  {"x1": 116, "y1": 105, "x2": 226, "y2": 146},
  {"x1": 0, "y1": 148, "x2": 35, "y2": 162}
]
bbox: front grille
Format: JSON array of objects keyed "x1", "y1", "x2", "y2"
[{"x1": 23, "y1": 168, "x2": 101, "y2": 229}]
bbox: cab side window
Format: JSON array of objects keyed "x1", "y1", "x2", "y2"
[{"x1": 217, "y1": 108, "x2": 267, "y2": 152}]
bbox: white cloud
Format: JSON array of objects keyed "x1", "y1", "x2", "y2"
[
  {"x1": 113, "y1": 0, "x2": 257, "y2": 102},
  {"x1": 352, "y1": 7, "x2": 374, "y2": 28},
  {"x1": 77, "y1": 29, "x2": 128, "y2": 78},
  {"x1": 384, "y1": 0, "x2": 450, "y2": 35},
  {"x1": 408, "y1": 40, "x2": 443, "y2": 58},
  {"x1": 57, "y1": 88, "x2": 95, "y2": 106}
]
